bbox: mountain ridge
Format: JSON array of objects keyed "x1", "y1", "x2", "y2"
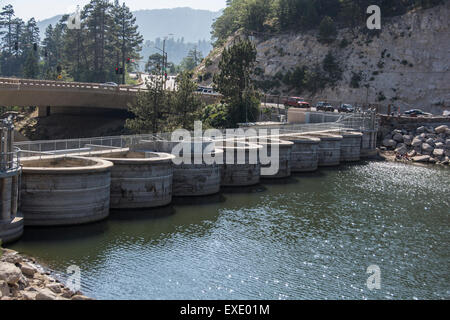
[{"x1": 36, "y1": 7, "x2": 222, "y2": 43}]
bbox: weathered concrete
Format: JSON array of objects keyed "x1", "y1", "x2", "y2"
[
  {"x1": 217, "y1": 141, "x2": 262, "y2": 186},
  {"x1": 0, "y1": 119, "x2": 23, "y2": 244},
  {"x1": 0, "y1": 217, "x2": 23, "y2": 244},
  {"x1": 278, "y1": 135, "x2": 321, "y2": 172},
  {"x1": 258, "y1": 139, "x2": 293, "y2": 178},
  {"x1": 133, "y1": 140, "x2": 223, "y2": 196},
  {"x1": 361, "y1": 129, "x2": 378, "y2": 158},
  {"x1": 326, "y1": 130, "x2": 363, "y2": 162},
  {"x1": 20, "y1": 156, "x2": 113, "y2": 226},
  {"x1": 86, "y1": 149, "x2": 175, "y2": 209},
  {"x1": 302, "y1": 133, "x2": 343, "y2": 167}
]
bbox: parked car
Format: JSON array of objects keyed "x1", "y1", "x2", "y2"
[
  {"x1": 338, "y1": 104, "x2": 355, "y2": 113},
  {"x1": 284, "y1": 97, "x2": 309, "y2": 108},
  {"x1": 316, "y1": 102, "x2": 335, "y2": 112},
  {"x1": 404, "y1": 109, "x2": 432, "y2": 117},
  {"x1": 102, "y1": 82, "x2": 118, "y2": 87}
]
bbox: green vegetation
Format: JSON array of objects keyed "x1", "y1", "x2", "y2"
[
  {"x1": 318, "y1": 16, "x2": 337, "y2": 43},
  {"x1": 212, "y1": 0, "x2": 444, "y2": 45},
  {"x1": 213, "y1": 39, "x2": 260, "y2": 127},
  {"x1": 350, "y1": 71, "x2": 362, "y2": 88},
  {"x1": 179, "y1": 48, "x2": 203, "y2": 72},
  {"x1": 126, "y1": 71, "x2": 203, "y2": 133},
  {"x1": 0, "y1": 0, "x2": 143, "y2": 83}
]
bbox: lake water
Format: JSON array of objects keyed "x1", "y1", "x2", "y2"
[{"x1": 9, "y1": 161, "x2": 450, "y2": 300}]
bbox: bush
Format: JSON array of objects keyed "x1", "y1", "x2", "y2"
[
  {"x1": 318, "y1": 16, "x2": 337, "y2": 43},
  {"x1": 201, "y1": 103, "x2": 231, "y2": 129},
  {"x1": 350, "y1": 72, "x2": 362, "y2": 88}
]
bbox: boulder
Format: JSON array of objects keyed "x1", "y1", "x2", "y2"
[
  {"x1": 435, "y1": 142, "x2": 444, "y2": 149},
  {"x1": 22, "y1": 291, "x2": 37, "y2": 300},
  {"x1": 407, "y1": 150, "x2": 417, "y2": 157},
  {"x1": 46, "y1": 283, "x2": 62, "y2": 294},
  {"x1": 416, "y1": 126, "x2": 426, "y2": 134},
  {"x1": 419, "y1": 133, "x2": 427, "y2": 140},
  {"x1": 383, "y1": 139, "x2": 397, "y2": 148},
  {"x1": 392, "y1": 133, "x2": 404, "y2": 142},
  {"x1": 412, "y1": 138, "x2": 422, "y2": 147},
  {"x1": 412, "y1": 155, "x2": 430, "y2": 162},
  {"x1": 0, "y1": 263, "x2": 21, "y2": 285},
  {"x1": 20, "y1": 264, "x2": 36, "y2": 278},
  {"x1": 421, "y1": 143, "x2": 434, "y2": 154},
  {"x1": 0, "y1": 280, "x2": 10, "y2": 298},
  {"x1": 425, "y1": 138, "x2": 435, "y2": 146},
  {"x1": 403, "y1": 135, "x2": 413, "y2": 145},
  {"x1": 395, "y1": 145, "x2": 408, "y2": 155},
  {"x1": 446, "y1": 139, "x2": 450, "y2": 149},
  {"x1": 426, "y1": 127, "x2": 435, "y2": 134},
  {"x1": 435, "y1": 125, "x2": 449, "y2": 134},
  {"x1": 433, "y1": 149, "x2": 445, "y2": 158},
  {"x1": 35, "y1": 288, "x2": 57, "y2": 300}
]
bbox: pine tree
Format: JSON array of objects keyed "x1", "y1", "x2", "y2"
[
  {"x1": 213, "y1": 39, "x2": 259, "y2": 126},
  {"x1": 111, "y1": 0, "x2": 143, "y2": 84}
]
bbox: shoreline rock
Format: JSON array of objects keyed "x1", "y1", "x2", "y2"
[
  {"x1": 380, "y1": 125, "x2": 450, "y2": 166},
  {"x1": 0, "y1": 248, "x2": 92, "y2": 300}
]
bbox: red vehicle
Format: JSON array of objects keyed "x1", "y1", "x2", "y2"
[{"x1": 283, "y1": 97, "x2": 310, "y2": 108}]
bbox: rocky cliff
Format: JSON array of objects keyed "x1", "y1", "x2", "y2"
[{"x1": 197, "y1": 3, "x2": 449, "y2": 114}]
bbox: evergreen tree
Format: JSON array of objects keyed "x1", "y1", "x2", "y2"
[
  {"x1": 213, "y1": 39, "x2": 259, "y2": 126},
  {"x1": 111, "y1": 0, "x2": 143, "y2": 84},
  {"x1": 318, "y1": 16, "x2": 337, "y2": 43}
]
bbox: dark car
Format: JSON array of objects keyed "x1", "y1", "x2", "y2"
[
  {"x1": 338, "y1": 104, "x2": 355, "y2": 113},
  {"x1": 404, "y1": 109, "x2": 432, "y2": 117},
  {"x1": 316, "y1": 102, "x2": 335, "y2": 112},
  {"x1": 284, "y1": 97, "x2": 309, "y2": 108}
]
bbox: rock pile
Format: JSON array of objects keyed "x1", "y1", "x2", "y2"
[
  {"x1": 381, "y1": 125, "x2": 450, "y2": 165},
  {"x1": 0, "y1": 248, "x2": 92, "y2": 300}
]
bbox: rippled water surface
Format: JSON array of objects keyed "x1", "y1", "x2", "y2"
[{"x1": 10, "y1": 161, "x2": 450, "y2": 300}]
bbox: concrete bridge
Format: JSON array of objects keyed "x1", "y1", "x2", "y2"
[{"x1": 0, "y1": 77, "x2": 220, "y2": 117}]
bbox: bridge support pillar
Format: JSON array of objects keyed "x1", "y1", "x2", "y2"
[{"x1": 38, "y1": 106, "x2": 50, "y2": 117}]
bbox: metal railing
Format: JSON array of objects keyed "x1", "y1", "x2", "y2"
[{"x1": 14, "y1": 112, "x2": 378, "y2": 157}]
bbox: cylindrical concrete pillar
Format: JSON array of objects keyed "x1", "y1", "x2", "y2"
[{"x1": 0, "y1": 177, "x2": 12, "y2": 221}]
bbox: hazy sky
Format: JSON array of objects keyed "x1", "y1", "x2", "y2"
[{"x1": 4, "y1": 0, "x2": 226, "y2": 21}]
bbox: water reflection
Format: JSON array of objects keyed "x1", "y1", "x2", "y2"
[{"x1": 9, "y1": 161, "x2": 450, "y2": 300}]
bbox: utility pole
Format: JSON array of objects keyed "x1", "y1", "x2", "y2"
[{"x1": 162, "y1": 38, "x2": 166, "y2": 90}]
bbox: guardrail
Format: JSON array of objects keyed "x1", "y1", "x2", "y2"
[
  {"x1": 14, "y1": 112, "x2": 377, "y2": 157},
  {"x1": 0, "y1": 77, "x2": 143, "y2": 94}
]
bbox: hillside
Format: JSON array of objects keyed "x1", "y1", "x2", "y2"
[
  {"x1": 197, "y1": 3, "x2": 449, "y2": 113},
  {"x1": 37, "y1": 7, "x2": 221, "y2": 43}
]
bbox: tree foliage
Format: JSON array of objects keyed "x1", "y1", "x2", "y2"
[
  {"x1": 211, "y1": 0, "x2": 444, "y2": 45},
  {"x1": 213, "y1": 39, "x2": 260, "y2": 126},
  {"x1": 0, "y1": 0, "x2": 143, "y2": 83},
  {"x1": 126, "y1": 71, "x2": 204, "y2": 133}
]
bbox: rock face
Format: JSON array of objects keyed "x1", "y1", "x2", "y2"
[
  {"x1": 197, "y1": 3, "x2": 450, "y2": 112},
  {"x1": 0, "y1": 248, "x2": 92, "y2": 301},
  {"x1": 383, "y1": 124, "x2": 450, "y2": 166},
  {"x1": 0, "y1": 263, "x2": 21, "y2": 285}
]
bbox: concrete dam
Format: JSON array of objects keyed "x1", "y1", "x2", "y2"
[{"x1": 0, "y1": 111, "x2": 378, "y2": 244}]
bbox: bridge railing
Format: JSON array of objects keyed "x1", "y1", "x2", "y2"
[{"x1": 0, "y1": 77, "x2": 143, "y2": 94}]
